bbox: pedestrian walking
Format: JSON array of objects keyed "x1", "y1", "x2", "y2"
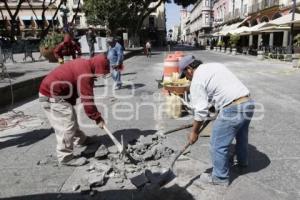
[
  {"x1": 107, "y1": 37, "x2": 124, "y2": 90},
  {"x1": 145, "y1": 40, "x2": 152, "y2": 58},
  {"x1": 54, "y1": 33, "x2": 81, "y2": 64},
  {"x1": 86, "y1": 25, "x2": 96, "y2": 57},
  {"x1": 179, "y1": 55, "x2": 255, "y2": 186},
  {"x1": 39, "y1": 55, "x2": 110, "y2": 166}
]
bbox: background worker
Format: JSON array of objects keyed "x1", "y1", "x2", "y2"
[
  {"x1": 107, "y1": 37, "x2": 124, "y2": 90},
  {"x1": 39, "y1": 55, "x2": 109, "y2": 166},
  {"x1": 54, "y1": 33, "x2": 82, "y2": 64},
  {"x1": 86, "y1": 25, "x2": 96, "y2": 57},
  {"x1": 178, "y1": 55, "x2": 255, "y2": 186}
]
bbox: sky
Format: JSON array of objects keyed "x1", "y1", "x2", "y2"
[{"x1": 166, "y1": 2, "x2": 182, "y2": 32}]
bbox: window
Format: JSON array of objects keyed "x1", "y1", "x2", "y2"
[
  {"x1": 205, "y1": 14, "x2": 209, "y2": 25},
  {"x1": 205, "y1": 0, "x2": 210, "y2": 7},
  {"x1": 75, "y1": 16, "x2": 80, "y2": 26},
  {"x1": 149, "y1": 16, "x2": 155, "y2": 28}
]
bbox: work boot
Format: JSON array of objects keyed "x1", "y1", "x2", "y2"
[
  {"x1": 59, "y1": 156, "x2": 88, "y2": 167},
  {"x1": 195, "y1": 173, "x2": 229, "y2": 187}
]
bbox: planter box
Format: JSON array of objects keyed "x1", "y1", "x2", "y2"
[
  {"x1": 257, "y1": 50, "x2": 264, "y2": 60},
  {"x1": 40, "y1": 47, "x2": 57, "y2": 62},
  {"x1": 292, "y1": 53, "x2": 300, "y2": 68},
  {"x1": 231, "y1": 48, "x2": 237, "y2": 55}
]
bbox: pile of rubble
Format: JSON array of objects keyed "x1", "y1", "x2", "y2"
[{"x1": 69, "y1": 134, "x2": 175, "y2": 194}]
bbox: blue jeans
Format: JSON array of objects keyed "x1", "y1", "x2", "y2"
[
  {"x1": 112, "y1": 68, "x2": 122, "y2": 87},
  {"x1": 211, "y1": 99, "x2": 255, "y2": 180}
]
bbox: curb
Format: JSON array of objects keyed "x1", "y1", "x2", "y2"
[{"x1": 0, "y1": 48, "x2": 143, "y2": 108}]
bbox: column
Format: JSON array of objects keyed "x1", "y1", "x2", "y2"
[
  {"x1": 282, "y1": 31, "x2": 288, "y2": 47},
  {"x1": 249, "y1": 35, "x2": 253, "y2": 46},
  {"x1": 258, "y1": 34, "x2": 262, "y2": 47},
  {"x1": 269, "y1": 33, "x2": 274, "y2": 47}
]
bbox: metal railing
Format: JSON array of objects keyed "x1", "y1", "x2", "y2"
[{"x1": 249, "y1": 0, "x2": 280, "y2": 14}]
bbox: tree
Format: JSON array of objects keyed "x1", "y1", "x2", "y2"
[{"x1": 83, "y1": 0, "x2": 196, "y2": 45}]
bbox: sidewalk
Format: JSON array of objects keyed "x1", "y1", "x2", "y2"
[
  {"x1": 0, "y1": 48, "x2": 143, "y2": 109},
  {"x1": 206, "y1": 49, "x2": 294, "y2": 66}
]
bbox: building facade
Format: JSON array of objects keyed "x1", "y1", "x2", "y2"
[
  {"x1": 140, "y1": 2, "x2": 166, "y2": 46},
  {"x1": 57, "y1": 0, "x2": 88, "y2": 30},
  {"x1": 189, "y1": 0, "x2": 213, "y2": 45},
  {"x1": 179, "y1": 8, "x2": 190, "y2": 42},
  {"x1": 171, "y1": 25, "x2": 179, "y2": 41}
]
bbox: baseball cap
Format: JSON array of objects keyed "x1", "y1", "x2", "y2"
[{"x1": 178, "y1": 55, "x2": 195, "y2": 77}]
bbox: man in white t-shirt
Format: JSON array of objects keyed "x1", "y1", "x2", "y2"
[{"x1": 179, "y1": 55, "x2": 255, "y2": 186}]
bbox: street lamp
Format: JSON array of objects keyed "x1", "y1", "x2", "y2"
[
  {"x1": 60, "y1": 3, "x2": 70, "y2": 32},
  {"x1": 288, "y1": 0, "x2": 296, "y2": 54}
]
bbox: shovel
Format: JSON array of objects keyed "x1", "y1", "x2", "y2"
[{"x1": 145, "y1": 120, "x2": 211, "y2": 187}]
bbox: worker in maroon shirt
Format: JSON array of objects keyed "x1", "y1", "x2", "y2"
[
  {"x1": 54, "y1": 33, "x2": 82, "y2": 64},
  {"x1": 39, "y1": 54, "x2": 109, "y2": 166}
]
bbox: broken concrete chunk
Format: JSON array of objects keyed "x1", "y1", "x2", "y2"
[
  {"x1": 94, "y1": 145, "x2": 109, "y2": 159},
  {"x1": 94, "y1": 162, "x2": 112, "y2": 174},
  {"x1": 139, "y1": 135, "x2": 153, "y2": 146},
  {"x1": 108, "y1": 153, "x2": 119, "y2": 161},
  {"x1": 142, "y1": 151, "x2": 154, "y2": 161},
  {"x1": 72, "y1": 184, "x2": 80, "y2": 191},
  {"x1": 108, "y1": 146, "x2": 118, "y2": 154},
  {"x1": 80, "y1": 177, "x2": 91, "y2": 192},
  {"x1": 88, "y1": 171, "x2": 106, "y2": 187},
  {"x1": 130, "y1": 172, "x2": 149, "y2": 188},
  {"x1": 114, "y1": 178, "x2": 124, "y2": 184},
  {"x1": 149, "y1": 161, "x2": 160, "y2": 167}
]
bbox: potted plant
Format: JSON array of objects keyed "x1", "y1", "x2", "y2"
[
  {"x1": 229, "y1": 34, "x2": 240, "y2": 55},
  {"x1": 293, "y1": 34, "x2": 300, "y2": 53},
  {"x1": 217, "y1": 41, "x2": 224, "y2": 51},
  {"x1": 292, "y1": 34, "x2": 300, "y2": 67},
  {"x1": 39, "y1": 32, "x2": 64, "y2": 62}
]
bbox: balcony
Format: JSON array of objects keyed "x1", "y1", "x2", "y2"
[{"x1": 248, "y1": 0, "x2": 280, "y2": 14}]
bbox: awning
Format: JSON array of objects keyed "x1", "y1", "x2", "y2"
[
  {"x1": 266, "y1": 13, "x2": 300, "y2": 26},
  {"x1": 229, "y1": 26, "x2": 250, "y2": 34},
  {"x1": 218, "y1": 17, "x2": 250, "y2": 36},
  {"x1": 247, "y1": 22, "x2": 268, "y2": 33},
  {"x1": 258, "y1": 25, "x2": 290, "y2": 32}
]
